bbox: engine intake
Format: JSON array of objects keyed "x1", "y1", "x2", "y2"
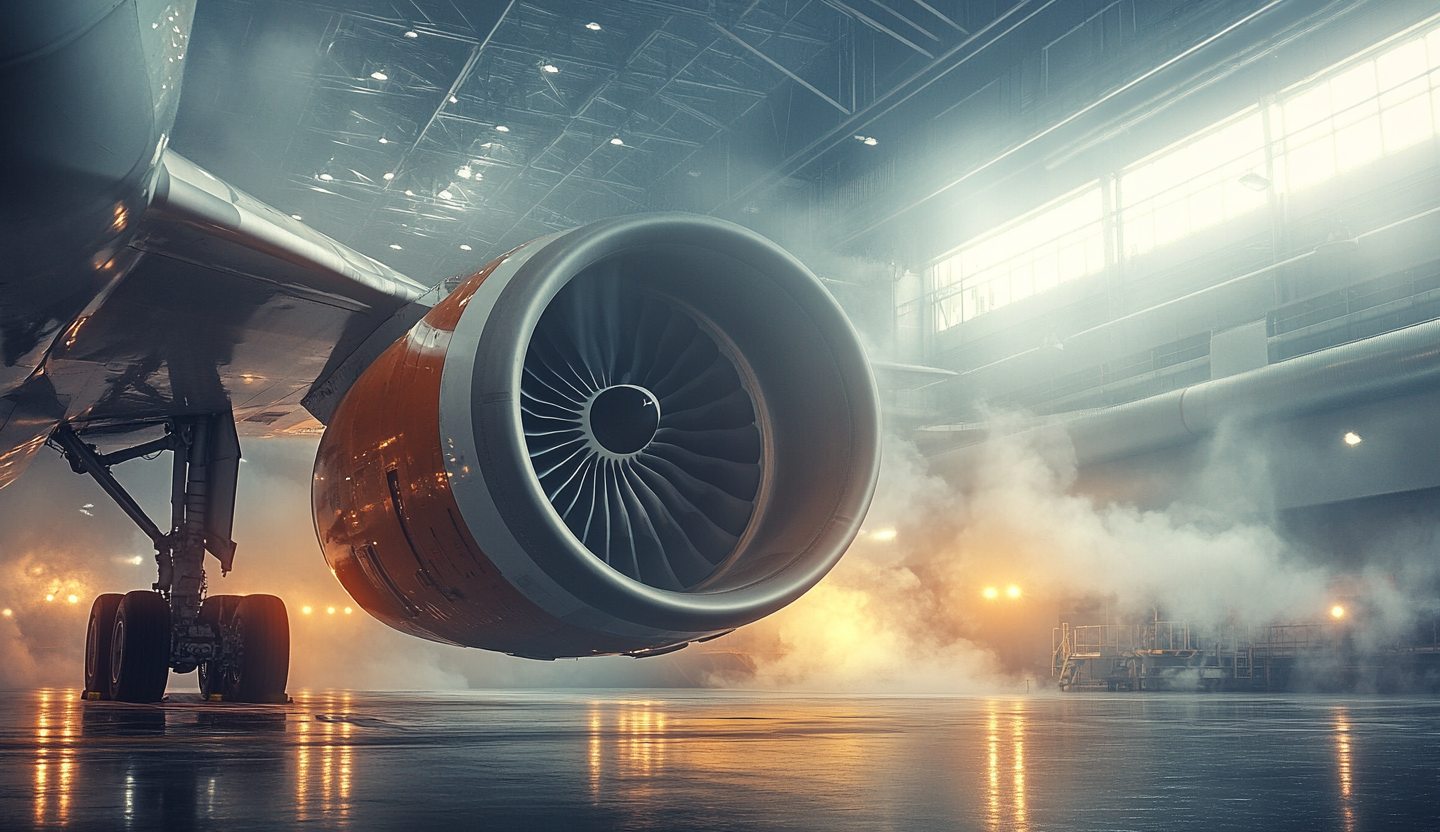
[{"x1": 313, "y1": 214, "x2": 879, "y2": 659}]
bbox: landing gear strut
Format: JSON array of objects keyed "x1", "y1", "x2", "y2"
[{"x1": 55, "y1": 414, "x2": 289, "y2": 704}]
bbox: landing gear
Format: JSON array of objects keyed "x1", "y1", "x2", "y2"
[{"x1": 54, "y1": 414, "x2": 291, "y2": 704}]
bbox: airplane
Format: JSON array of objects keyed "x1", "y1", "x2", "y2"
[{"x1": 0, "y1": 1, "x2": 880, "y2": 703}]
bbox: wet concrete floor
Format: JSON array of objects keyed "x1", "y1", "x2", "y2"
[{"x1": 1, "y1": 689, "x2": 1437, "y2": 830}]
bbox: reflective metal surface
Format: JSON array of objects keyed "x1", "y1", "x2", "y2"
[{"x1": 2, "y1": 690, "x2": 1437, "y2": 831}]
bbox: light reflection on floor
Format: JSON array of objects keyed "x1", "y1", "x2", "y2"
[{"x1": 3, "y1": 689, "x2": 1438, "y2": 830}]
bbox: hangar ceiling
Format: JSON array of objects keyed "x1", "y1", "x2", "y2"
[{"x1": 173, "y1": 0, "x2": 1012, "y2": 285}]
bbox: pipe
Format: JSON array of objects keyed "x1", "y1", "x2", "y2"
[{"x1": 931, "y1": 313, "x2": 1440, "y2": 467}]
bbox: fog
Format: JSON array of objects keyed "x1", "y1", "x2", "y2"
[{"x1": 8, "y1": 402, "x2": 1435, "y2": 694}]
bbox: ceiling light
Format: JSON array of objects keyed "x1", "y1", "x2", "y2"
[
  {"x1": 1344, "y1": 431, "x2": 1362, "y2": 446},
  {"x1": 982, "y1": 587, "x2": 998, "y2": 600},
  {"x1": 541, "y1": 64, "x2": 559, "y2": 74},
  {"x1": 1, "y1": 609, "x2": 10, "y2": 617},
  {"x1": 495, "y1": 125, "x2": 509, "y2": 133},
  {"x1": 404, "y1": 30, "x2": 418, "y2": 38},
  {"x1": 609, "y1": 137, "x2": 624, "y2": 146},
  {"x1": 1239, "y1": 172, "x2": 1271, "y2": 191},
  {"x1": 460, "y1": 244, "x2": 472, "y2": 251},
  {"x1": 370, "y1": 71, "x2": 389, "y2": 81},
  {"x1": 389, "y1": 243, "x2": 402, "y2": 250},
  {"x1": 383, "y1": 172, "x2": 395, "y2": 180},
  {"x1": 317, "y1": 173, "x2": 333, "y2": 181},
  {"x1": 345, "y1": 607, "x2": 353, "y2": 614},
  {"x1": 863, "y1": 137, "x2": 878, "y2": 146},
  {"x1": 378, "y1": 137, "x2": 388, "y2": 144},
  {"x1": 586, "y1": 21, "x2": 602, "y2": 31},
  {"x1": 1006, "y1": 585, "x2": 1021, "y2": 599},
  {"x1": 290, "y1": 214, "x2": 302, "y2": 220},
  {"x1": 1331, "y1": 604, "x2": 1346, "y2": 619},
  {"x1": 67, "y1": 595, "x2": 78, "y2": 604},
  {"x1": 449, "y1": 95, "x2": 458, "y2": 103},
  {"x1": 438, "y1": 189, "x2": 453, "y2": 200},
  {"x1": 327, "y1": 606, "x2": 336, "y2": 614},
  {"x1": 302, "y1": 605, "x2": 313, "y2": 615},
  {"x1": 457, "y1": 166, "x2": 472, "y2": 179},
  {"x1": 404, "y1": 189, "x2": 414, "y2": 196}
]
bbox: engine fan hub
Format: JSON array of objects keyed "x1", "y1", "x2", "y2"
[{"x1": 585, "y1": 385, "x2": 660, "y2": 455}]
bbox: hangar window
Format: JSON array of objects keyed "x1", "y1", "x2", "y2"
[
  {"x1": 1276, "y1": 27, "x2": 1440, "y2": 192},
  {"x1": 931, "y1": 184, "x2": 1105, "y2": 331},
  {"x1": 1120, "y1": 109, "x2": 1268, "y2": 257},
  {"x1": 930, "y1": 16, "x2": 1440, "y2": 334}
]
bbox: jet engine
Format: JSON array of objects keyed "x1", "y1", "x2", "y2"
[{"x1": 312, "y1": 214, "x2": 880, "y2": 659}]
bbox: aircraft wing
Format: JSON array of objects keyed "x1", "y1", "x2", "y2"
[{"x1": 44, "y1": 150, "x2": 432, "y2": 438}]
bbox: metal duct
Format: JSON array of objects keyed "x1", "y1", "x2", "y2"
[{"x1": 934, "y1": 316, "x2": 1440, "y2": 467}]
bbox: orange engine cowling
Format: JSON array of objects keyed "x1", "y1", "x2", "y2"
[{"x1": 311, "y1": 214, "x2": 880, "y2": 659}]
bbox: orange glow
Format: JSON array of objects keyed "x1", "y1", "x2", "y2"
[
  {"x1": 66, "y1": 595, "x2": 78, "y2": 604},
  {"x1": 302, "y1": 606, "x2": 313, "y2": 615},
  {"x1": 343, "y1": 607, "x2": 353, "y2": 614},
  {"x1": 1331, "y1": 605, "x2": 1346, "y2": 619},
  {"x1": 983, "y1": 587, "x2": 998, "y2": 600},
  {"x1": 327, "y1": 607, "x2": 336, "y2": 615},
  {"x1": 2, "y1": 609, "x2": 12, "y2": 617},
  {"x1": 44, "y1": 595, "x2": 54, "y2": 602},
  {"x1": 1006, "y1": 585, "x2": 1021, "y2": 599}
]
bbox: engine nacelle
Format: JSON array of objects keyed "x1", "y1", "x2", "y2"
[{"x1": 312, "y1": 214, "x2": 879, "y2": 659}]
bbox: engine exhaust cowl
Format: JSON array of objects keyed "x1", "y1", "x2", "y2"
[{"x1": 313, "y1": 214, "x2": 879, "y2": 659}]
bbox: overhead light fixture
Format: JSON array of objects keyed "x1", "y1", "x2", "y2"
[
  {"x1": 1239, "y1": 172, "x2": 1271, "y2": 191},
  {"x1": 378, "y1": 137, "x2": 388, "y2": 144},
  {"x1": 1006, "y1": 585, "x2": 1021, "y2": 599},
  {"x1": 370, "y1": 71, "x2": 389, "y2": 81},
  {"x1": 290, "y1": 214, "x2": 302, "y2": 220},
  {"x1": 438, "y1": 189, "x2": 453, "y2": 200},
  {"x1": 456, "y1": 165, "x2": 472, "y2": 179},
  {"x1": 317, "y1": 173, "x2": 333, "y2": 181},
  {"x1": 854, "y1": 134, "x2": 877, "y2": 146},
  {"x1": 586, "y1": 21, "x2": 602, "y2": 31},
  {"x1": 541, "y1": 64, "x2": 559, "y2": 74},
  {"x1": 1344, "y1": 431, "x2": 1362, "y2": 446},
  {"x1": 404, "y1": 30, "x2": 418, "y2": 38},
  {"x1": 460, "y1": 244, "x2": 472, "y2": 251},
  {"x1": 982, "y1": 587, "x2": 998, "y2": 600},
  {"x1": 495, "y1": 124, "x2": 510, "y2": 133},
  {"x1": 609, "y1": 137, "x2": 624, "y2": 146},
  {"x1": 404, "y1": 189, "x2": 415, "y2": 196},
  {"x1": 389, "y1": 243, "x2": 402, "y2": 250},
  {"x1": 449, "y1": 95, "x2": 458, "y2": 103},
  {"x1": 383, "y1": 172, "x2": 395, "y2": 180}
]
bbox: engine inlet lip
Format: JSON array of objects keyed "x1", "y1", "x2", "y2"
[{"x1": 465, "y1": 213, "x2": 881, "y2": 634}]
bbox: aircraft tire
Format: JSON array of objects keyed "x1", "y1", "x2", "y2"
[
  {"x1": 108, "y1": 590, "x2": 171, "y2": 703},
  {"x1": 197, "y1": 594, "x2": 242, "y2": 698},
  {"x1": 231, "y1": 594, "x2": 289, "y2": 704},
  {"x1": 83, "y1": 593, "x2": 123, "y2": 699}
]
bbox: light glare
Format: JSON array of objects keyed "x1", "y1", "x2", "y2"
[
  {"x1": 302, "y1": 606, "x2": 313, "y2": 615},
  {"x1": 1344, "y1": 431, "x2": 1362, "y2": 446},
  {"x1": 1331, "y1": 605, "x2": 1346, "y2": 619},
  {"x1": 982, "y1": 587, "x2": 998, "y2": 600},
  {"x1": 1006, "y1": 585, "x2": 1021, "y2": 599},
  {"x1": 370, "y1": 71, "x2": 388, "y2": 81}
]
